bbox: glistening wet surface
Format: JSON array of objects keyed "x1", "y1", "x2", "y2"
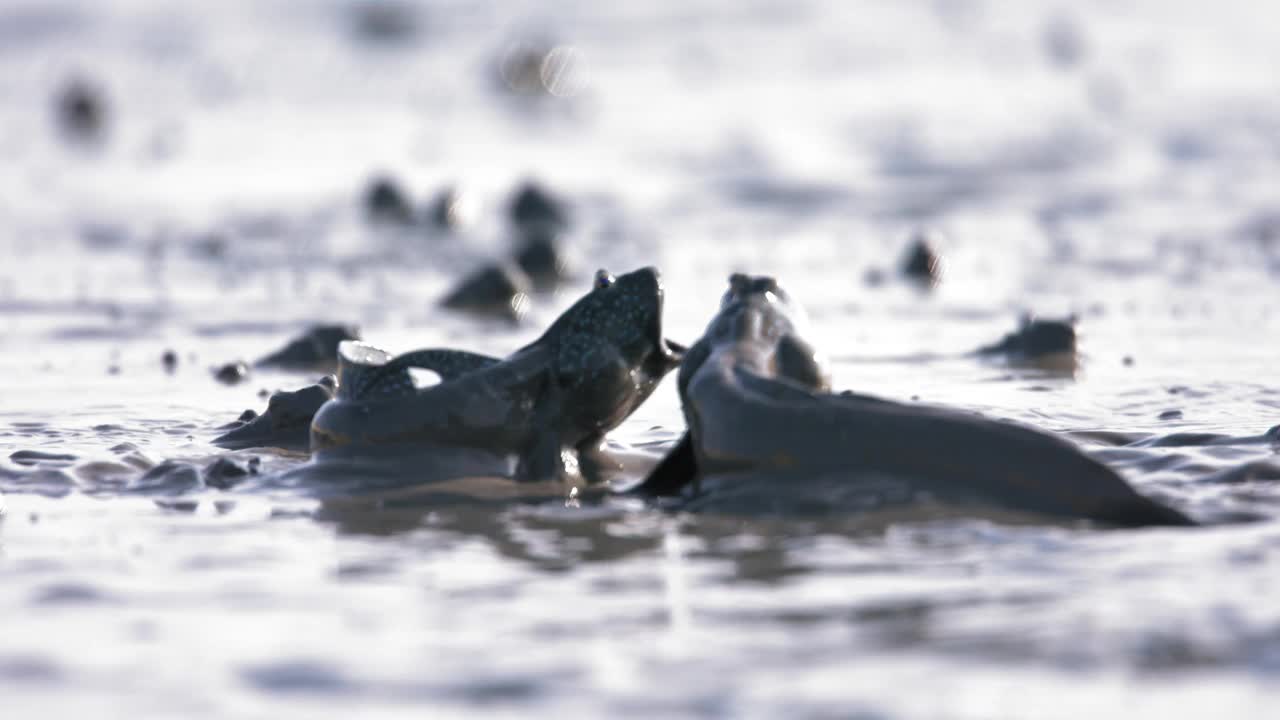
[{"x1": 3, "y1": 0, "x2": 1280, "y2": 717}]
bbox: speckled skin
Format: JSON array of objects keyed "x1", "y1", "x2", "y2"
[
  {"x1": 640, "y1": 274, "x2": 1194, "y2": 527},
  {"x1": 339, "y1": 348, "x2": 500, "y2": 400},
  {"x1": 311, "y1": 267, "x2": 683, "y2": 482}
]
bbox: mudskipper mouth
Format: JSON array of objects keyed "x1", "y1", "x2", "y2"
[
  {"x1": 642, "y1": 267, "x2": 686, "y2": 368},
  {"x1": 213, "y1": 421, "x2": 264, "y2": 450}
]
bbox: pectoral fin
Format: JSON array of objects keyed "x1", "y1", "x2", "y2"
[
  {"x1": 515, "y1": 430, "x2": 565, "y2": 483},
  {"x1": 632, "y1": 433, "x2": 698, "y2": 497}
]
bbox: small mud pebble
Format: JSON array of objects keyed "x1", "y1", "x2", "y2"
[
  {"x1": 154, "y1": 499, "x2": 201, "y2": 513},
  {"x1": 1122, "y1": 355, "x2": 1135, "y2": 367},
  {"x1": 258, "y1": 388, "x2": 270, "y2": 399},
  {"x1": 364, "y1": 176, "x2": 413, "y2": 225},
  {"x1": 203, "y1": 457, "x2": 252, "y2": 490},
  {"x1": 426, "y1": 187, "x2": 465, "y2": 231},
  {"x1": 107, "y1": 364, "x2": 121, "y2": 376},
  {"x1": 213, "y1": 362, "x2": 250, "y2": 385},
  {"x1": 441, "y1": 263, "x2": 532, "y2": 322},
  {"x1": 131, "y1": 461, "x2": 202, "y2": 496},
  {"x1": 256, "y1": 324, "x2": 360, "y2": 372},
  {"x1": 161, "y1": 350, "x2": 178, "y2": 373},
  {"x1": 1042, "y1": 14, "x2": 1087, "y2": 69},
  {"x1": 900, "y1": 233, "x2": 942, "y2": 287},
  {"x1": 863, "y1": 267, "x2": 887, "y2": 287},
  {"x1": 350, "y1": 0, "x2": 419, "y2": 42},
  {"x1": 56, "y1": 79, "x2": 107, "y2": 140},
  {"x1": 9, "y1": 450, "x2": 78, "y2": 467},
  {"x1": 497, "y1": 42, "x2": 584, "y2": 99},
  {"x1": 514, "y1": 228, "x2": 568, "y2": 290},
  {"x1": 191, "y1": 233, "x2": 228, "y2": 260},
  {"x1": 498, "y1": 43, "x2": 552, "y2": 96},
  {"x1": 1158, "y1": 410, "x2": 1184, "y2": 421},
  {"x1": 509, "y1": 181, "x2": 568, "y2": 231}
]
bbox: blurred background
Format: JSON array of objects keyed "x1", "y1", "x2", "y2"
[
  {"x1": 5, "y1": 0, "x2": 1278, "y2": 323},
  {"x1": 4, "y1": 0, "x2": 1278, "y2": 437}
]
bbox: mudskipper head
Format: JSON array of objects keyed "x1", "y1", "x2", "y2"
[
  {"x1": 540, "y1": 266, "x2": 684, "y2": 436},
  {"x1": 683, "y1": 272, "x2": 829, "y2": 392},
  {"x1": 1014, "y1": 313, "x2": 1078, "y2": 358},
  {"x1": 212, "y1": 382, "x2": 334, "y2": 452},
  {"x1": 718, "y1": 273, "x2": 804, "y2": 321}
]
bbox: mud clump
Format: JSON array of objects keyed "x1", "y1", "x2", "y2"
[
  {"x1": 10, "y1": 450, "x2": 78, "y2": 467},
  {"x1": 514, "y1": 228, "x2": 569, "y2": 291},
  {"x1": 131, "y1": 461, "x2": 202, "y2": 496},
  {"x1": 350, "y1": 1, "x2": 420, "y2": 43},
  {"x1": 213, "y1": 362, "x2": 251, "y2": 385},
  {"x1": 900, "y1": 233, "x2": 942, "y2": 288},
  {"x1": 203, "y1": 457, "x2": 257, "y2": 490},
  {"x1": 425, "y1": 186, "x2": 471, "y2": 232},
  {"x1": 256, "y1": 325, "x2": 360, "y2": 373},
  {"x1": 509, "y1": 181, "x2": 569, "y2": 233},
  {"x1": 56, "y1": 79, "x2": 108, "y2": 141},
  {"x1": 364, "y1": 176, "x2": 414, "y2": 225},
  {"x1": 441, "y1": 264, "x2": 531, "y2": 323}
]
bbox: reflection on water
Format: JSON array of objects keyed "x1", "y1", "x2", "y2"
[{"x1": 5, "y1": 490, "x2": 1280, "y2": 716}]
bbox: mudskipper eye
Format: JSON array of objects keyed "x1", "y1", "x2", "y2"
[{"x1": 594, "y1": 269, "x2": 615, "y2": 289}]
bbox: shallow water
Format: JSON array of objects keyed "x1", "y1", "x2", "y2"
[{"x1": 3, "y1": 0, "x2": 1280, "y2": 717}]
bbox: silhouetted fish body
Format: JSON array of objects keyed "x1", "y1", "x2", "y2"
[
  {"x1": 639, "y1": 274, "x2": 1194, "y2": 528},
  {"x1": 313, "y1": 267, "x2": 683, "y2": 483}
]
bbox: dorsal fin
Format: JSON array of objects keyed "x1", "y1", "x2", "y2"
[
  {"x1": 337, "y1": 341, "x2": 503, "y2": 401},
  {"x1": 377, "y1": 349, "x2": 500, "y2": 382}
]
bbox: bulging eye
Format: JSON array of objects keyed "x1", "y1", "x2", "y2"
[{"x1": 594, "y1": 269, "x2": 615, "y2": 289}]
